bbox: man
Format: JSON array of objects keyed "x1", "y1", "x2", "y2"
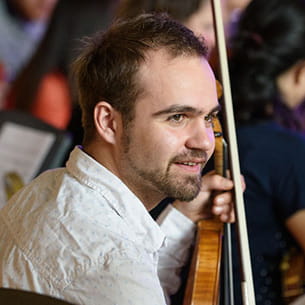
[{"x1": 0, "y1": 13, "x2": 235, "y2": 305}]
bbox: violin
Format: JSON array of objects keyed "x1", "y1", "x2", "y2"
[
  {"x1": 182, "y1": 117, "x2": 230, "y2": 305},
  {"x1": 281, "y1": 247, "x2": 305, "y2": 304},
  {"x1": 183, "y1": 1, "x2": 256, "y2": 304}
]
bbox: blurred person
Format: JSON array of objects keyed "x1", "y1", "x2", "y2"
[
  {"x1": 226, "y1": 0, "x2": 252, "y2": 14},
  {"x1": 5, "y1": 0, "x2": 118, "y2": 131},
  {"x1": 116, "y1": 0, "x2": 229, "y2": 56},
  {"x1": 228, "y1": 0, "x2": 305, "y2": 304},
  {"x1": 0, "y1": 62, "x2": 9, "y2": 108},
  {"x1": 225, "y1": 0, "x2": 252, "y2": 19},
  {"x1": 0, "y1": 13, "x2": 236, "y2": 305},
  {"x1": 224, "y1": 0, "x2": 252, "y2": 38},
  {"x1": 0, "y1": 0, "x2": 58, "y2": 83}
]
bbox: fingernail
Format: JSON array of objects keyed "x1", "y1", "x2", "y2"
[
  {"x1": 216, "y1": 196, "x2": 224, "y2": 204},
  {"x1": 214, "y1": 206, "x2": 223, "y2": 214}
]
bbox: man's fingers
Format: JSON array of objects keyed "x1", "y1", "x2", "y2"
[
  {"x1": 212, "y1": 191, "x2": 235, "y2": 223},
  {"x1": 214, "y1": 191, "x2": 232, "y2": 205},
  {"x1": 212, "y1": 203, "x2": 235, "y2": 222},
  {"x1": 219, "y1": 210, "x2": 235, "y2": 223},
  {"x1": 201, "y1": 172, "x2": 234, "y2": 192}
]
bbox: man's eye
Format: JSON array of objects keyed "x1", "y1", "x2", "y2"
[{"x1": 169, "y1": 114, "x2": 185, "y2": 123}]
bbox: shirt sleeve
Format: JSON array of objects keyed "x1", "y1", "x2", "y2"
[{"x1": 156, "y1": 204, "x2": 196, "y2": 303}]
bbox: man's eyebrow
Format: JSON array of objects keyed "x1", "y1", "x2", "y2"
[
  {"x1": 209, "y1": 104, "x2": 222, "y2": 114},
  {"x1": 152, "y1": 104, "x2": 221, "y2": 117}
]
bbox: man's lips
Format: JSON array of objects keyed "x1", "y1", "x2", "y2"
[{"x1": 174, "y1": 160, "x2": 205, "y2": 173}]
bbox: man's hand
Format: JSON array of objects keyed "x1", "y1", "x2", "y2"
[{"x1": 173, "y1": 170, "x2": 245, "y2": 223}]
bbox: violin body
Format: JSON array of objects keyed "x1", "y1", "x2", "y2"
[
  {"x1": 183, "y1": 219, "x2": 223, "y2": 305},
  {"x1": 183, "y1": 118, "x2": 228, "y2": 305},
  {"x1": 281, "y1": 247, "x2": 305, "y2": 304}
]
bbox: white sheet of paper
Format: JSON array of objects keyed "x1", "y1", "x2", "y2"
[{"x1": 0, "y1": 122, "x2": 55, "y2": 207}]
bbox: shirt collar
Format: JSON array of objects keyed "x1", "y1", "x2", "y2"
[{"x1": 66, "y1": 146, "x2": 165, "y2": 252}]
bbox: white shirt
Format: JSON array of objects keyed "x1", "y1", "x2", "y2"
[{"x1": 0, "y1": 147, "x2": 195, "y2": 305}]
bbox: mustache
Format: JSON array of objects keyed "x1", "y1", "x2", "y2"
[{"x1": 170, "y1": 150, "x2": 208, "y2": 163}]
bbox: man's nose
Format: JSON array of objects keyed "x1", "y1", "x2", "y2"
[{"x1": 185, "y1": 121, "x2": 215, "y2": 151}]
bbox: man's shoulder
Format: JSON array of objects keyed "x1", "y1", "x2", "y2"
[
  {"x1": 0, "y1": 184, "x2": 139, "y2": 292},
  {"x1": 0, "y1": 162, "x2": 148, "y2": 289}
]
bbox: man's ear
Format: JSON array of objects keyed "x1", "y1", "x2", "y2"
[{"x1": 94, "y1": 101, "x2": 119, "y2": 144}]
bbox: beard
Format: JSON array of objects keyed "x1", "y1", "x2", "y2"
[
  {"x1": 133, "y1": 165, "x2": 202, "y2": 202},
  {"x1": 121, "y1": 127, "x2": 204, "y2": 202}
]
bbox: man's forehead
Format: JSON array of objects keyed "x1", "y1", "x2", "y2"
[
  {"x1": 140, "y1": 48, "x2": 205, "y2": 70},
  {"x1": 137, "y1": 50, "x2": 211, "y2": 92},
  {"x1": 134, "y1": 48, "x2": 217, "y2": 112}
]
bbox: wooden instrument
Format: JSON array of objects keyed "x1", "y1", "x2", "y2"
[
  {"x1": 182, "y1": 118, "x2": 230, "y2": 305},
  {"x1": 281, "y1": 247, "x2": 305, "y2": 304},
  {"x1": 182, "y1": 214, "x2": 224, "y2": 305},
  {"x1": 183, "y1": 1, "x2": 256, "y2": 304}
]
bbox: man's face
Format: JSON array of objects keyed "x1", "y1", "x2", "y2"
[{"x1": 117, "y1": 50, "x2": 219, "y2": 207}]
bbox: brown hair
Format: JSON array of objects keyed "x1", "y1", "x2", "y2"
[{"x1": 72, "y1": 13, "x2": 208, "y2": 144}]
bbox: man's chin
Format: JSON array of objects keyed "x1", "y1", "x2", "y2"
[{"x1": 167, "y1": 182, "x2": 200, "y2": 202}]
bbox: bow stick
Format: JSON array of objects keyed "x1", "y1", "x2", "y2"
[{"x1": 211, "y1": 1, "x2": 256, "y2": 304}]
